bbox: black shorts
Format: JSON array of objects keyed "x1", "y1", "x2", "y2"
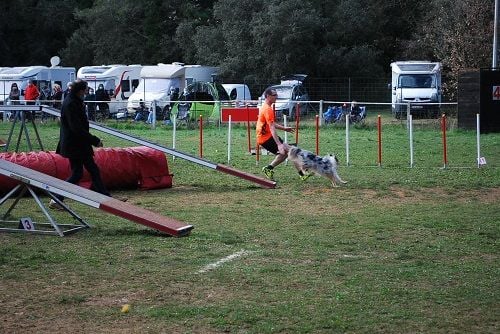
[{"x1": 260, "y1": 136, "x2": 283, "y2": 155}]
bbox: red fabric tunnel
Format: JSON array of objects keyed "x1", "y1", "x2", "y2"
[{"x1": 0, "y1": 146, "x2": 173, "y2": 195}]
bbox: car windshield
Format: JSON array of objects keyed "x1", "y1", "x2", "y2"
[
  {"x1": 272, "y1": 86, "x2": 293, "y2": 99},
  {"x1": 398, "y1": 74, "x2": 436, "y2": 88}
]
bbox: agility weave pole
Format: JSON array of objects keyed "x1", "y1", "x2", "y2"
[{"x1": 0, "y1": 159, "x2": 193, "y2": 237}]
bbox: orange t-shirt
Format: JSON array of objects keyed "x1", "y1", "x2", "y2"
[{"x1": 256, "y1": 102, "x2": 275, "y2": 145}]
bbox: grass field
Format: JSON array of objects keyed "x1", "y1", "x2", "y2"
[{"x1": 0, "y1": 113, "x2": 499, "y2": 333}]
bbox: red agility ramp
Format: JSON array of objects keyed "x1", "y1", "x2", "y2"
[{"x1": 0, "y1": 159, "x2": 192, "y2": 237}]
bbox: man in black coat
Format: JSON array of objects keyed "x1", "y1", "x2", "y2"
[{"x1": 50, "y1": 80, "x2": 112, "y2": 209}]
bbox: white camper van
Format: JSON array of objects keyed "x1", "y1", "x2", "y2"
[
  {"x1": 0, "y1": 66, "x2": 76, "y2": 104},
  {"x1": 390, "y1": 61, "x2": 442, "y2": 118},
  {"x1": 222, "y1": 84, "x2": 253, "y2": 106},
  {"x1": 127, "y1": 63, "x2": 218, "y2": 113},
  {"x1": 77, "y1": 64, "x2": 142, "y2": 114}
]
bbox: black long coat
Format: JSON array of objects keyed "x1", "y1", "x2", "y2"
[{"x1": 56, "y1": 92, "x2": 101, "y2": 159}]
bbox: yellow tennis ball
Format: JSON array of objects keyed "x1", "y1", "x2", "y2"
[{"x1": 121, "y1": 304, "x2": 130, "y2": 313}]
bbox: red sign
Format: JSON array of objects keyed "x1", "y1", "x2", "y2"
[{"x1": 221, "y1": 107, "x2": 259, "y2": 122}]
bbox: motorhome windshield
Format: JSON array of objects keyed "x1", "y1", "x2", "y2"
[
  {"x1": 398, "y1": 74, "x2": 436, "y2": 89},
  {"x1": 136, "y1": 78, "x2": 180, "y2": 94},
  {"x1": 86, "y1": 80, "x2": 115, "y2": 91}
]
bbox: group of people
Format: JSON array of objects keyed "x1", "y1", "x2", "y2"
[
  {"x1": 7, "y1": 80, "x2": 64, "y2": 110},
  {"x1": 83, "y1": 84, "x2": 111, "y2": 121}
]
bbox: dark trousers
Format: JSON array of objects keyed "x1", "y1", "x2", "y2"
[{"x1": 57, "y1": 155, "x2": 110, "y2": 200}]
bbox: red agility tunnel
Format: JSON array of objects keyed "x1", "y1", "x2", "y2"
[{"x1": 0, "y1": 146, "x2": 173, "y2": 195}]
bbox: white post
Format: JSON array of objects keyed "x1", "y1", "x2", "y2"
[
  {"x1": 227, "y1": 115, "x2": 232, "y2": 164},
  {"x1": 172, "y1": 113, "x2": 177, "y2": 161},
  {"x1": 151, "y1": 100, "x2": 157, "y2": 129},
  {"x1": 476, "y1": 113, "x2": 481, "y2": 168},
  {"x1": 406, "y1": 102, "x2": 411, "y2": 130},
  {"x1": 284, "y1": 115, "x2": 288, "y2": 165},
  {"x1": 345, "y1": 112, "x2": 350, "y2": 166},
  {"x1": 409, "y1": 114, "x2": 414, "y2": 168},
  {"x1": 319, "y1": 100, "x2": 323, "y2": 126},
  {"x1": 494, "y1": 0, "x2": 499, "y2": 67},
  {"x1": 283, "y1": 115, "x2": 288, "y2": 144}
]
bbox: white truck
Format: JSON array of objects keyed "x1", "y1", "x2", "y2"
[
  {"x1": 0, "y1": 65, "x2": 76, "y2": 104},
  {"x1": 127, "y1": 63, "x2": 219, "y2": 113},
  {"x1": 77, "y1": 64, "x2": 142, "y2": 114},
  {"x1": 390, "y1": 61, "x2": 442, "y2": 119}
]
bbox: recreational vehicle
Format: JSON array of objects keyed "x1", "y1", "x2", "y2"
[
  {"x1": 390, "y1": 61, "x2": 442, "y2": 118},
  {"x1": 127, "y1": 63, "x2": 219, "y2": 113},
  {"x1": 0, "y1": 66, "x2": 76, "y2": 104},
  {"x1": 77, "y1": 64, "x2": 142, "y2": 114}
]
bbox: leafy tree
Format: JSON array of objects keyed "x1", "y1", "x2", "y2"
[
  {"x1": 0, "y1": 0, "x2": 87, "y2": 66},
  {"x1": 250, "y1": 0, "x2": 324, "y2": 80},
  {"x1": 408, "y1": 0, "x2": 494, "y2": 97}
]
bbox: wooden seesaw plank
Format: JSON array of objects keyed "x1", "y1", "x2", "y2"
[
  {"x1": 34, "y1": 106, "x2": 276, "y2": 189},
  {"x1": 0, "y1": 159, "x2": 193, "y2": 237}
]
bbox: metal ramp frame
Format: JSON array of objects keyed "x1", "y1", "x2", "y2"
[
  {"x1": 0, "y1": 159, "x2": 193, "y2": 237},
  {"x1": 1, "y1": 105, "x2": 45, "y2": 152},
  {"x1": 0, "y1": 183, "x2": 89, "y2": 236}
]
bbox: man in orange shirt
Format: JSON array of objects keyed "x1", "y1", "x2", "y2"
[{"x1": 256, "y1": 88, "x2": 294, "y2": 180}]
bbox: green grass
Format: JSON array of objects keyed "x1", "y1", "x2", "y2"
[{"x1": 0, "y1": 115, "x2": 499, "y2": 333}]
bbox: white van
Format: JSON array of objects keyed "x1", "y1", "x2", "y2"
[
  {"x1": 222, "y1": 84, "x2": 253, "y2": 106},
  {"x1": 127, "y1": 63, "x2": 185, "y2": 113},
  {"x1": 0, "y1": 66, "x2": 76, "y2": 104},
  {"x1": 390, "y1": 61, "x2": 442, "y2": 118},
  {"x1": 77, "y1": 64, "x2": 142, "y2": 114}
]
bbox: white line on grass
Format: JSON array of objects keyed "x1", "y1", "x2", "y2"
[{"x1": 197, "y1": 250, "x2": 252, "y2": 274}]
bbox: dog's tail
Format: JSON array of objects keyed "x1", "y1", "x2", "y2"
[{"x1": 329, "y1": 155, "x2": 347, "y2": 184}]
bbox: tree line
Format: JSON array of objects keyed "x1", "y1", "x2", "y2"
[{"x1": 0, "y1": 0, "x2": 494, "y2": 97}]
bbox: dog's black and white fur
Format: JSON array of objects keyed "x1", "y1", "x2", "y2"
[{"x1": 287, "y1": 145, "x2": 347, "y2": 187}]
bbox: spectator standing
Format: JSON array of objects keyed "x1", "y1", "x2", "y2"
[
  {"x1": 84, "y1": 87, "x2": 96, "y2": 120},
  {"x1": 24, "y1": 79, "x2": 40, "y2": 120},
  {"x1": 50, "y1": 80, "x2": 125, "y2": 210},
  {"x1": 8, "y1": 83, "x2": 21, "y2": 105},
  {"x1": 24, "y1": 79, "x2": 40, "y2": 105},
  {"x1": 51, "y1": 84, "x2": 63, "y2": 110},
  {"x1": 6, "y1": 83, "x2": 21, "y2": 120},
  {"x1": 95, "y1": 84, "x2": 110, "y2": 116},
  {"x1": 63, "y1": 82, "x2": 73, "y2": 99}
]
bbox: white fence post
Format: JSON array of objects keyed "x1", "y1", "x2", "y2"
[
  {"x1": 319, "y1": 100, "x2": 323, "y2": 126},
  {"x1": 345, "y1": 111, "x2": 350, "y2": 166},
  {"x1": 476, "y1": 113, "x2": 481, "y2": 168},
  {"x1": 227, "y1": 115, "x2": 232, "y2": 164},
  {"x1": 409, "y1": 114, "x2": 414, "y2": 168}
]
